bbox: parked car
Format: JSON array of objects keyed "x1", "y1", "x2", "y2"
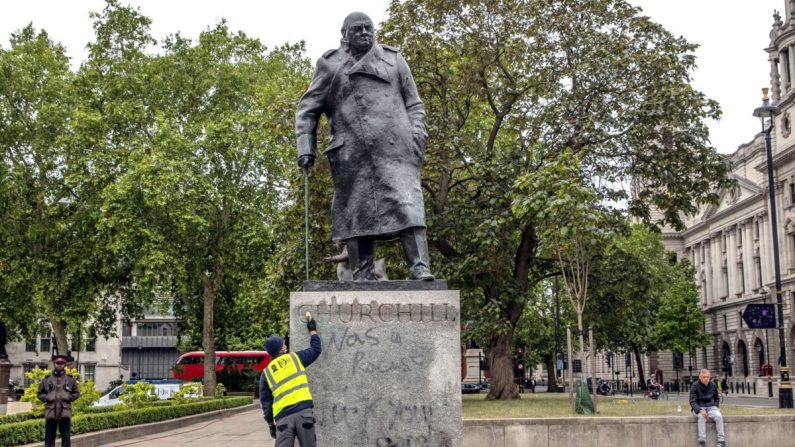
[
  {"x1": 93, "y1": 379, "x2": 183, "y2": 407},
  {"x1": 9, "y1": 380, "x2": 25, "y2": 401},
  {"x1": 462, "y1": 382, "x2": 481, "y2": 394}
]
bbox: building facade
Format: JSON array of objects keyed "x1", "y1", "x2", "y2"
[
  {"x1": 6, "y1": 314, "x2": 179, "y2": 392},
  {"x1": 660, "y1": 2, "x2": 795, "y2": 394}
]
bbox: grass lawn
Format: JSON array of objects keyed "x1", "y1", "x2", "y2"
[{"x1": 461, "y1": 393, "x2": 795, "y2": 419}]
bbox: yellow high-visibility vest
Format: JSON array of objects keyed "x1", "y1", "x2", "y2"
[{"x1": 263, "y1": 352, "x2": 313, "y2": 418}]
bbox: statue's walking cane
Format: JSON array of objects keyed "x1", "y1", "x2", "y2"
[{"x1": 303, "y1": 167, "x2": 310, "y2": 281}]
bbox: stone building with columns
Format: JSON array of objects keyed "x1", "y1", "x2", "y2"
[{"x1": 660, "y1": 3, "x2": 795, "y2": 394}]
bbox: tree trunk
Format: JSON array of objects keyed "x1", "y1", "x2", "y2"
[
  {"x1": 202, "y1": 261, "x2": 223, "y2": 397},
  {"x1": 486, "y1": 332, "x2": 518, "y2": 400},
  {"x1": 50, "y1": 319, "x2": 69, "y2": 357},
  {"x1": 545, "y1": 354, "x2": 559, "y2": 392},
  {"x1": 634, "y1": 347, "x2": 646, "y2": 391},
  {"x1": 202, "y1": 199, "x2": 229, "y2": 397},
  {"x1": 577, "y1": 312, "x2": 585, "y2": 380}
]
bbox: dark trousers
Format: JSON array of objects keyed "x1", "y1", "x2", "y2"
[
  {"x1": 44, "y1": 418, "x2": 71, "y2": 447},
  {"x1": 275, "y1": 408, "x2": 316, "y2": 447}
]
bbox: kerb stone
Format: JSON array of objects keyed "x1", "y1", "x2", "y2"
[{"x1": 290, "y1": 289, "x2": 462, "y2": 447}]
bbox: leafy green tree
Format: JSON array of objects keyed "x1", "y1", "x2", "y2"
[
  {"x1": 514, "y1": 150, "x2": 623, "y2": 378},
  {"x1": 381, "y1": 0, "x2": 732, "y2": 399},
  {"x1": 99, "y1": 20, "x2": 310, "y2": 394},
  {"x1": 653, "y1": 260, "x2": 711, "y2": 358},
  {"x1": 73, "y1": 0, "x2": 162, "y2": 330},
  {"x1": 0, "y1": 23, "x2": 105, "y2": 353},
  {"x1": 512, "y1": 278, "x2": 574, "y2": 389},
  {"x1": 586, "y1": 225, "x2": 669, "y2": 385}
]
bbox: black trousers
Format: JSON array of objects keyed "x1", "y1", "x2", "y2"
[{"x1": 44, "y1": 418, "x2": 71, "y2": 447}]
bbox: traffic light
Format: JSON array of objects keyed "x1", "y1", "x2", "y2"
[{"x1": 516, "y1": 346, "x2": 525, "y2": 357}]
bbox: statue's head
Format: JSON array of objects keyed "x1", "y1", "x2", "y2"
[{"x1": 341, "y1": 12, "x2": 374, "y2": 55}]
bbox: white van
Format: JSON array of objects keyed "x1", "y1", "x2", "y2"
[{"x1": 93, "y1": 381, "x2": 182, "y2": 407}]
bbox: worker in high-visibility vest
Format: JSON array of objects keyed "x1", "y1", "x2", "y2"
[{"x1": 260, "y1": 315, "x2": 321, "y2": 446}]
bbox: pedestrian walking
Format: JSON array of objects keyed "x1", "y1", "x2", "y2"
[{"x1": 38, "y1": 354, "x2": 79, "y2": 447}]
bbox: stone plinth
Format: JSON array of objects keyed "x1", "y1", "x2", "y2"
[
  {"x1": 0, "y1": 360, "x2": 11, "y2": 415},
  {"x1": 290, "y1": 287, "x2": 462, "y2": 447}
]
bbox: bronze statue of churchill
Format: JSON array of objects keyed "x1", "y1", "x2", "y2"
[{"x1": 296, "y1": 12, "x2": 433, "y2": 281}]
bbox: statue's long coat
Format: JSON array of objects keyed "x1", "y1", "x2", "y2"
[{"x1": 296, "y1": 43, "x2": 427, "y2": 241}]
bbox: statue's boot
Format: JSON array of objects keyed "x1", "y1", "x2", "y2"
[
  {"x1": 346, "y1": 237, "x2": 376, "y2": 281},
  {"x1": 401, "y1": 227, "x2": 434, "y2": 281}
]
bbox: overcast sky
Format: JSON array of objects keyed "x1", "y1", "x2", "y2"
[{"x1": 0, "y1": 0, "x2": 785, "y2": 154}]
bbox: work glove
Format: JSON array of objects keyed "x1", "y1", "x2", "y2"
[
  {"x1": 268, "y1": 422, "x2": 277, "y2": 439},
  {"x1": 307, "y1": 317, "x2": 317, "y2": 332},
  {"x1": 298, "y1": 154, "x2": 315, "y2": 169}
]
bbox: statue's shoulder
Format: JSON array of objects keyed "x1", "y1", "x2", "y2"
[
  {"x1": 381, "y1": 44, "x2": 399, "y2": 53},
  {"x1": 322, "y1": 48, "x2": 340, "y2": 59}
]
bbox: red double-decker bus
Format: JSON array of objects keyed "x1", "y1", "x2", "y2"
[{"x1": 172, "y1": 351, "x2": 271, "y2": 381}]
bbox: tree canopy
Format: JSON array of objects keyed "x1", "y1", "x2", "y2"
[{"x1": 381, "y1": 0, "x2": 732, "y2": 399}]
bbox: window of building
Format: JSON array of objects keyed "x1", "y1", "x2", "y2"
[
  {"x1": 755, "y1": 257, "x2": 763, "y2": 289},
  {"x1": 83, "y1": 364, "x2": 96, "y2": 382},
  {"x1": 86, "y1": 337, "x2": 96, "y2": 352},
  {"x1": 792, "y1": 235, "x2": 795, "y2": 268},
  {"x1": 136, "y1": 322, "x2": 176, "y2": 337},
  {"x1": 738, "y1": 263, "x2": 745, "y2": 293},
  {"x1": 723, "y1": 314, "x2": 728, "y2": 331},
  {"x1": 701, "y1": 243, "x2": 706, "y2": 260},
  {"x1": 737, "y1": 226, "x2": 743, "y2": 246},
  {"x1": 40, "y1": 333, "x2": 51, "y2": 354},
  {"x1": 739, "y1": 311, "x2": 743, "y2": 328},
  {"x1": 722, "y1": 267, "x2": 729, "y2": 298},
  {"x1": 122, "y1": 322, "x2": 133, "y2": 337},
  {"x1": 755, "y1": 220, "x2": 760, "y2": 240},
  {"x1": 25, "y1": 340, "x2": 36, "y2": 352},
  {"x1": 722, "y1": 233, "x2": 727, "y2": 252},
  {"x1": 791, "y1": 182, "x2": 795, "y2": 204}
]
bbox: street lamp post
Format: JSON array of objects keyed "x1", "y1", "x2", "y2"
[
  {"x1": 137, "y1": 345, "x2": 143, "y2": 380},
  {"x1": 753, "y1": 88, "x2": 794, "y2": 408}
]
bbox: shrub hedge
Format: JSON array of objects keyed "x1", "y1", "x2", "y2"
[
  {"x1": 0, "y1": 411, "x2": 37, "y2": 424},
  {"x1": 0, "y1": 396, "x2": 252, "y2": 446}
]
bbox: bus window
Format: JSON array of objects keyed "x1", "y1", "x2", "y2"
[{"x1": 178, "y1": 356, "x2": 201, "y2": 365}]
